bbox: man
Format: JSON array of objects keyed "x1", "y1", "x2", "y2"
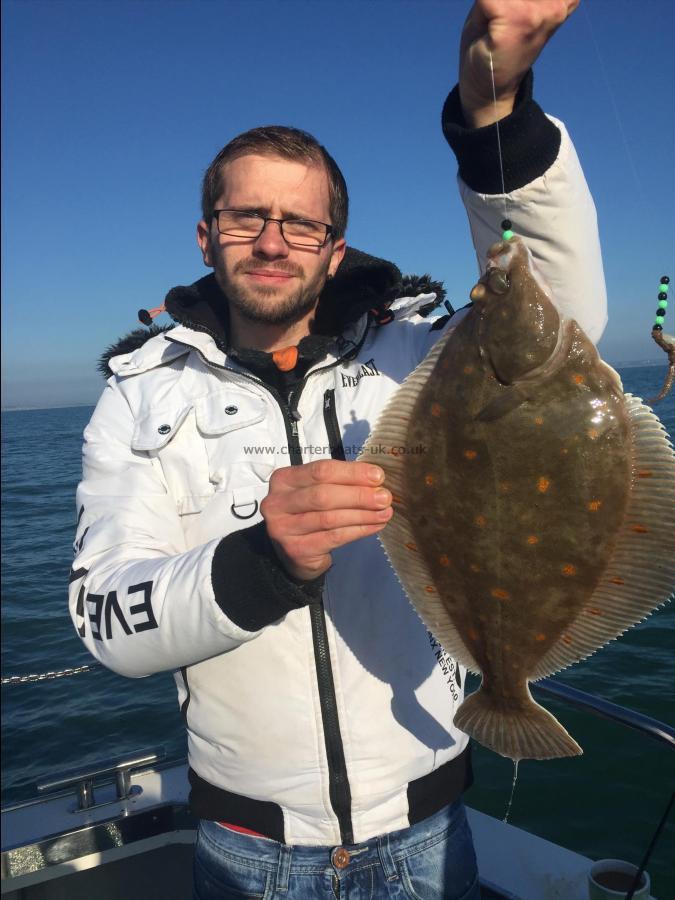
[{"x1": 70, "y1": 1, "x2": 605, "y2": 896}]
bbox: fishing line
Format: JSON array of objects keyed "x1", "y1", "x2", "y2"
[
  {"x1": 581, "y1": 3, "x2": 649, "y2": 217},
  {"x1": 488, "y1": 49, "x2": 509, "y2": 226},
  {"x1": 582, "y1": 4, "x2": 672, "y2": 395},
  {"x1": 502, "y1": 759, "x2": 519, "y2": 824}
]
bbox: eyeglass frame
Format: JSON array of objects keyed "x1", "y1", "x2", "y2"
[{"x1": 212, "y1": 208, "x2": 335, "y2": 248}]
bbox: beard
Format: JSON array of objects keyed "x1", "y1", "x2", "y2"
[{"x1": 214, "y1": 251, "x2": 331, "y2": 327}]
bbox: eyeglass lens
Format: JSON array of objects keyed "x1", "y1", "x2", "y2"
[{"x1": 216, "y1": 211, "x2": 328, "y2": 247}]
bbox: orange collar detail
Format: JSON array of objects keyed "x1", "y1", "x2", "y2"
[{"x1": 272, "y1": 346, "x2": 299, "y2": 372}]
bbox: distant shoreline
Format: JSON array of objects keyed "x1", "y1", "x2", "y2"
[
  {"x1": 1, "y1": 403, "x2": 96, "y2": 413},
  {"x1": 1, "y1": 361, "x2": 668, "y2": 413}
]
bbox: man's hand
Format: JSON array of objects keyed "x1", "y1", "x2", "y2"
[
  {"x1": 459, "y1": 0, "x2": 579, "y2": 128},
  {"x1": 261, "y1": 460, "x2": 393, "y2": 582}
]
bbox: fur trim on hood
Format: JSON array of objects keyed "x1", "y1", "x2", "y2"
[{"x1": 98, "y1": 246, "x2": 449, "y2": 378}]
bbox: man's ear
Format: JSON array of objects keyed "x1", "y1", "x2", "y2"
[
  {"x1": 328, "y1": 238, "x2": 346, "y2": 278},
  {"x1": 197, "y1": 219, "x2": 213, "y2": 268}
]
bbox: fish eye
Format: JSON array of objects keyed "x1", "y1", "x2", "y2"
[{"x1": 487, "y1": 268, "x2": 510, "y2": 294}]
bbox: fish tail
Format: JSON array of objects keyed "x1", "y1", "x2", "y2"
[{"x1": 454, "y1": 687, "x2": 582, "y2": 761}]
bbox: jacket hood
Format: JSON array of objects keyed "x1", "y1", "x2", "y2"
[{"x1": 98, "y1": 246, "x2": 448, "y2": 378}]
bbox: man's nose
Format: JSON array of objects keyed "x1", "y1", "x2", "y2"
[{"x1": 254, "y1": 219, "x2": 289, "y2": 257}]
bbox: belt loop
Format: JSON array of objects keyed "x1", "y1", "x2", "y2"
[
  {"x1": 275, "y1": 843, "x2": 293, "y2": 893},
  {"x1": 377, "y1": 833, "x2": 398, "y2": 881}
]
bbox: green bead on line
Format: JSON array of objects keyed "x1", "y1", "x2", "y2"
[
  {"x1": 654, "y1": 315, "x2": 665, "y2": 325},
  {"x1": 502, "y1": 229, "x2": 514, "y2": 241},
  {"x1": 658, "y1": 283, "x2": 669, "y2": 293},
  {"x1": 658, "y1": 299, "x2": 668, "y2": 309}
]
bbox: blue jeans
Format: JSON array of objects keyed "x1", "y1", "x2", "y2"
[{"x1": 193, "y1": 798, "x2": 480, "y2": 899}]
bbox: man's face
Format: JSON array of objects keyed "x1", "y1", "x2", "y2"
[{"x1": 197, "y1": 154, "x2": 345, "y2": 328}]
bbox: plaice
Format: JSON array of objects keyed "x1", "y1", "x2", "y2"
[{"x1": 358, "y1": 236, "x2": 675, "y2": 761}]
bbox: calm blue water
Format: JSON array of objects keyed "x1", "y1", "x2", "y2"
[{"x1": 2, "y1": 366, "x2": 673, "y2": 896}]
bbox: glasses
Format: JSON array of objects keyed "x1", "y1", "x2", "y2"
[{"x1": 213, "y1": 209, "x2": 334, "y2": 248}]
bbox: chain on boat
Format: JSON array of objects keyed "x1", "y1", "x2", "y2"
[{"x1": 1, "y1": 663, "x2": 103, "y2": 686}]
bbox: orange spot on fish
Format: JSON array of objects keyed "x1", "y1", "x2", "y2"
[
  {"x1": 587, "y1": 428, "x2": 599, "y2": 440},
  {"x1": 391, "y1": 493, "x2": 403, "y2": 504},
  {"x1": 537, "y1": 476, "x2": 551, "y2": 493},
  {"x1": 637, "y1": 471, "x2": 653, "y2": 478},
  {"x1": 463, "y1": 450, "x2": 478, "y2": 460},
  {"x1": 631, "y1": 524, "x2": 649, "y2": 533},
  {"x1": 439, "y1": 554, "x2": 451, "y2": 567},
  {"x1": 499, "y1": 482, "x2": 511, "y2": 493},
  {"x1": 463, "y1": 365, "x2": 475, "y2": 375},
  {"x1": 442, "y1": 359, "x2": 450, "y2": 370},
  {"x1": 588, "y1": 500, "x2": 602, "y2": 511},
  {"x1": 405, "y1": 542, "x2": 417, "y2": 552},
  {"x1": 468, "y1": 629, "x2": 479, "y2": 641},
  {"x1": 431, "y1": 403, "x2": 442, "y2": 418},
  {"x1": 491, "y1": 588, "x2": 510, "y2": 600},
  {"x1": 573, "y1": 374, "x2": 585, "y2": 384},
  {"x1": 609, "y1": 577, "x2": 625, "y2": 585},
  {"x1": 562, "y1": 634, "x2": 573, "y2": 645},
  {"x1": 587, "y1": 607, "x2": 602, "y2": 616},
  {"x1": 535, "y1": 633, "x2": 547, "y2": 641},
  {"x1": 504, "y1": 644, "x2": 512, "y2": 652},
  {"x1": 474, "y1": 515, "x2": 486, "y2": 527},
  {"x1": 526, "y1": 535, "x2": 539, "y2": 545},
  {"x1": 561, "y1": 448, "x2": 569, "y2": 455},
  {"x1": 425, "y1": 474, "x2": 435, "y2": 486},
  {"x1": 562, "y1": 564, "x2": 577, "y2": 576},
  {"x1": 424, "y1": 585, "x2": 436, "y2": 594},
  {"x1": 470, "y1": 564, "x2": 481, "y2": 573},
  {"x1": 534, "y1": 417, "x2": 544, "y2": 426}
]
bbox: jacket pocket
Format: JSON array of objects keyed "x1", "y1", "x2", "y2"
[
  {"x1": 195, "y1": 388, "x2": 275, "y2": 492},
  {"x1": 131, "y1": 404, "x2": 213, "y2": 515},
  {"x1": 195, "y1": 388, "x2": 266, "y2": 436}
]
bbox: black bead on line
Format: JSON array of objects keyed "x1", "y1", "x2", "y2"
[
  {"x1": 501, "y1": 219, "x2": 514, "y2": 240},
  {"x1": 653, "y1": 275, "x2": 670, "y2": 330}
]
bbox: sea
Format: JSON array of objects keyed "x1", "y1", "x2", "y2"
[{"x1": 2, "y1": 365, "x2": 674, "y2": 897}]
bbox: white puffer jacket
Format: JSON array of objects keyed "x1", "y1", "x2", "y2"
[{"x1": 69, "y1": 119, "x2": 606, "y2": 845}]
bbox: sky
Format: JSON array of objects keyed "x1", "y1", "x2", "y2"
[{"x1": 2, "y1": 0, "x2": 674, "y2": 409}]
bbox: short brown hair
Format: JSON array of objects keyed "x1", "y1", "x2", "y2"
[{"x1": 201, "y1": 125, "x2": 349, "y2": 240}]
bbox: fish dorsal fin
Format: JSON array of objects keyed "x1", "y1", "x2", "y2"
[
  {"x1": 358, "y1": 329, "x2": 481, "y2": 673},
  {"x1": 530, "y1": 394, "x2": 675, "y2": 681}
]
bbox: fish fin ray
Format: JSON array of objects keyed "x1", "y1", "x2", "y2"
[
  {"x1": 358, "y1": 329, "x2": 481, "y2": 673},
  {"x1": 531, "y1": 394, "x2": 675, "y2": 680},
  {"x1": 454, "y1": 684, "x2": 582, "y2": 760}
]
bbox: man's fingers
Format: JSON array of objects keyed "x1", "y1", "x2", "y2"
[
  {"x1": 269, "y1": 459, "x2": 384, "y2": 493},
  {"x1": 262, "y1": 460, "x2": 391, "y2": 580},
  {"x1": 281, "y1": 506, "x2": 393, "y2": 536},
  {"x1": 272, "y1": 484, "x2": 391, "y2": 516},
  {"x1": 288, "y1": 521, "x2": 390, "y2": 559}
]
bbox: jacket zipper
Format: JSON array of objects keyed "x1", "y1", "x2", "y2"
[
  {"x1": 314, "y1": 387, "x2": 353, "y2": 841},
  {"x1": 322, "y1": 389, "x2": 346, "y2": 461},
  {"x1": 167, "y1": 334, "x2": 366, "y2": 844}
]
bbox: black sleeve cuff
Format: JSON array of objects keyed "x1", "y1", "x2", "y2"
[
  {"x1": 211, "y1": 522, "x2": 324, "y2": 631},
  {"x1": 441, "y1": 69, "x2": 561, "y2": 194}
]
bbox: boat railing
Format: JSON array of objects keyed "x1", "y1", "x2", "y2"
[{"x1": 532, "y1": 677, "x2": 675, "y2": 750}]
